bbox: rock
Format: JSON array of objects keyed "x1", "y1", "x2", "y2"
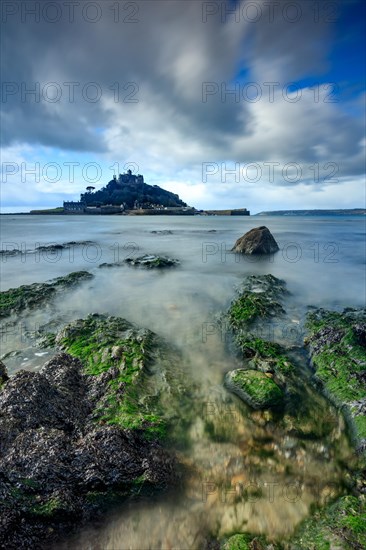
[
  {"x1": 305, "y1": 308, "x2": 366, "y2": 453},
  {"x1": 222, "y1": 534, "x2": 251, "y2": 549},
  {"x1": 0, "y1": 314, "x2": 180, "y2": 548},
  {"x1": 125, "y1": 255, "x2": 180, "y2": 268},
  {"x1": 35, "y1": 241, "x2": 96, "y2": 252},
  {"x1": 231, "y1": 226, "x2": 279, "y2": 254},
  {"x1": 0, "y1": 314, "x2": 187, "y2": 547},
  {"x1": 225, "y1": 274, "x2": 287, "y2": 331},
  {"x1": 289, "y1": 494, "x2": 366, "y2": 549},
  {"x1": 35, "y1": 244, "x2": 65, "y2": 252},
  {"x1": 0, "y1": 361, "x2": 8, "y2": 386},
  {"x1": 150, "y1": 230, "x2": 173, "y2": 235},
  {"x1": 0, "y1": 249, "x2": 21, "y2": 257},
  {"x1": 0, "y1": 271, "x2": 93, "y2": 318},
  {"x1": 224, "y1": 369, "x2": 284, "y2": 409},
  {"x1": 222, "y1": 275, "x2": 340, "y2": 439},
  {"x1": 98, "y1": 262, "x2": 123, "y2": 268}
]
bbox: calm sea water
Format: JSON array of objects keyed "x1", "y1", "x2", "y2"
[
  {"x1": 1, "y1": 214, "x2": 365, "y2": 310},
  {"x1": 1, "y1": 214, "x2": 365, "y2": 548}
]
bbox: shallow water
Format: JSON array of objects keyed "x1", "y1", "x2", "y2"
[{"x1": 1, "y1": 214, "x2": 365, "y2": 548}]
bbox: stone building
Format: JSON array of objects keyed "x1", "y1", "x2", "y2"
[{"x1": 63, "y1": 201, "x2": 85, "y2": 212}]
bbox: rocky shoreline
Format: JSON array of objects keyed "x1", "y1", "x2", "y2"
[
  {"x1": 0, "y1": 271, "x2": 93, "y2": 319},
  {"x1": 220, "y1": 274, "x2": 365, "y2": 550},
  {"x1": 0, "y1": 267, "x2": 365, "y2": 549},
  {"x1": 0, "y1": 314, "x2": 186, "y2": 548}
]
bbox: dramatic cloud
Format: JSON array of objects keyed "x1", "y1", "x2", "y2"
[{"x1": 1, "y1": 0, "x2": 365, "y2": 210}]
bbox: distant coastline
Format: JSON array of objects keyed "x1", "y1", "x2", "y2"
[
  {"x1": 1, "y1": 207, "x2": 251, "y2": 216},
  {"x1": 255, "y1": 208, "x2": 366, "y2": 216},
  {"x1": 1, "y1": 207, "x2": 365, "y2": 216}
]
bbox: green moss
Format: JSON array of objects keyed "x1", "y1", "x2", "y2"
[
  {"x1": 58, "y1": 315, "x2": 166, "y2": 438},
  {"x1": 236, "y1": 337, "x2": 294, "y2": 375},
  {"x1": 0, "y1": 271, "x2": 93, "y2": 318},
  {"x1": 229, "y1": 369, "x2": 284, "y2": 409},
  {"x1": 305, "y1": 308, "x2": 366, "y2": 446},
  {"x1": 228, "y1": 292, "x2": 285, "y2": 330},
  {"x1": 38, "y1": 332, "x2": 57, "y2": 348},
  {"x1": 353, "y1": 415, "x2": 366, "y2": 439},
  {"x1": 222, "y1": 534, "x2": 251, "y2": 550},
  {"x1": 226, "y1": 274, "x2": 287, "y2": 332},
  {"x1": 290, "y1": 494, "x2": 366, "y2": 549},
  {"x1": 313, "y1": 345, "x2": 365, "y2": 402},
  {"x1": 30, "y1": 497, "x2": 64, "y2": 517},
  {"x1": 306, "y1": 309, "x2": 349, "y2": 333},
  {"x1": 0, "y1": 284, "x2": 56, "y2": 316},
  {"x1": 222, "y1": 534, "x2": 282, "y2": 550}
]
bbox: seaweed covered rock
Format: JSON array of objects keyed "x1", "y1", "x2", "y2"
[
  {"x1": 225, "y1": 369, "x2": 284, "y2": 409},
  {"x1": 222, "y1": 534, "x2": 251, "y2": 549},
  {"x1": 222, "y1": 534, "x2": 279, "y2": 549},
  {"x1": 231, "y1": 226, "x2": 279, "y2": 255},
  {"x1": 226, "y1": 274, "x2": 287, "y2": 332},
  {"x1": 0, "y1": 314, "x2": 184, "y2": 548},
  {"x1": 223, "y1": 275, "x2": 340, "y2": 439},
  {"x1": 289, "y1": 493, "x2": 366, "y2": 549},
  {"x1": 55, "y1": 313, "x2": 181, "y2": 434},
  {"x1": 306, "y1": 308, "x2": 366, "y2": 453},
  {"x1": 35, "y1": 241, "x2": 96, "y2": 252},
  {"x1": 125, "y1": 254, "x2": 180, "y2": 268},
  {"x1": 0, "y1": 271, "x2": 93, "y2": 318}
]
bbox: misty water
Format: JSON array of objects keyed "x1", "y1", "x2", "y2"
[{"x1": 1, "y1": 214, "x2": 365, "y2": 548}]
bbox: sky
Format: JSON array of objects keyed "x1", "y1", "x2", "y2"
[{"x1": 1, "y1": 0, "x2": 365, "y2": 213}]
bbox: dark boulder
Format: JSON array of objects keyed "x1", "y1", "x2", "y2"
[
  {"x1": 231, "y1": 226, "x2": 279, "y2": 254},
  {"x1": 0, "y1": 349, "x2": 176, "y2": 548},
  {"x1": 0, "y1": 361, "x2": 8, "y2": 386}
]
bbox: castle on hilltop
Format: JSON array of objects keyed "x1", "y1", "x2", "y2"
[
  {"x1": 63, "y1": 169, "x2": 146, "y2": 212},
  {"x1": 115, "y1": 169, "x2": 144, "y2": 186},
  {"x1": 62, "y1": 168, "x2": 249, "y2": 215}
]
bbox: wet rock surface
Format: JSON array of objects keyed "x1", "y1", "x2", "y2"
[
  {"x1": 219, "y1": 278, "x2": 366, "y2": 550},
  {"x1": 125, "y1": 254, "x2": 180, "y2": 268},
  {"x1": 0, "y1": 271, "x2": 93, "y2": 318},
  {"x1": 99, "y1": 254, "x2": 180, "y2": 269},
  {"x1": 0, "y1": 241, "x2": 96, "y2": 257},
  {"x1": 231, "y1": 226, "x2": 279, "y2": 255},
  {"x1": 223, "y1": 274, "x2": 340, "y2": 439},
  {"x1": 305, "y1": 307, "x2": 366, "y2": 454},
  {"x1": 225, "y1": 369, "x2": 284, "y2": 409},
  {"x1": 0, "y1": 314, "x2": 181, "y2": 548},
  {"x1": 0, "y1": 248, "x2": 21, "y2": 257},
  {"x1": 0, "y1": 360, "x2": 8, "y2": 386},
  {"x1": 223, "y1": 274, "x2": 288, "y2": 340},
  {"x1": 1, "y1": 268, "x2": 364, "y2": 549}
]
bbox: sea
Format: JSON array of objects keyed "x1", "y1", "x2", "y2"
[{"x1": 0, "y1": 214, "x2": 365, "y2": 548}]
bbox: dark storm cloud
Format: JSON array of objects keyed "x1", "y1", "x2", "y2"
[
  {"x1": 1, "y1": 0, "x2": 251, "y2": 150},
  {"x1": 1, "y1": 0, "x2": 365, "y2": 184}
]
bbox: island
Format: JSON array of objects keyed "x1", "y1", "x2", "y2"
[{"x1": 25, "y1": 169, "x2": 250, "y2": 216}]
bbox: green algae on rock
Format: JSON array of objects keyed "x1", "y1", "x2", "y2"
[
  {"x1": 0, "y1": 271, "x2": 93, "y2": 318},
  {"x1": 236, "y1": 337, "x2": 294, "y2": 376},
  {"x1": 289, "y1": 493, "x2": 366, "y2": 549},
  {"x1": 305, "y1": 308, "x2": 366, "y2": 453},
  {"x1": 0, "y1": 312, "x2": 184, "y2": 547},
  {"x1": 221, "y1": 491, "x2": 366, "y2": 548},
  {"x1": 222, "y1": 533, "x2": 252, "y2": 549},
  {"x1": 125, "y1": 254, "x2": 180, "y2": 268},
  {"x1": 55, "y1": 313, "x2": 184, "y2": 437},
  {"x1": 223, "y1": 275, "x2": 341, "y2": 442},
  {"x1": 225, "y1": 369, "x2": 284, "y2": 410},
  {"x1": 226, "y1": 274, "x2": 287, "y2": 331}
]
